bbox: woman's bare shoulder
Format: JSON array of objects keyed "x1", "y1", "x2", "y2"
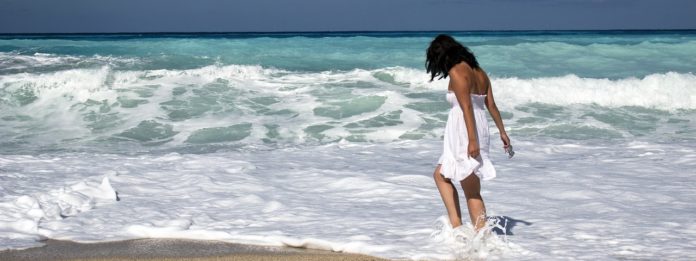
[{"x1": 448, "y1": 62, "x2": 473, "y2": 80}]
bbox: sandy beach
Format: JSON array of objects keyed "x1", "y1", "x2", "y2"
[{"x1": 0, "y1": 239, "x2": 388, "y2": 261}]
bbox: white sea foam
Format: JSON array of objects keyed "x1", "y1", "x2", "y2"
[
  {"x1": 0, "y1": 52, "x2": 141, "y2": 73},
  {"x1": 1, "y1": 138, "x2": 695, "y2": 259},
  {"x1": 1, "y1": 65, "x2": 694, "y2": 153},
  {"x1": 492, "y1": 72, "x2": 696, "y2": 111},
  {"x1": 0, "y1": 176, "x2": 117, "y2": 250},
  {"x1": 3, "y1": 65, "x2": 694, "y2": 111}
]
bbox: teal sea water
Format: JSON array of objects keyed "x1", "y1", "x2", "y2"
[
  {"x1": 1, "y1": 31, "x2": 696, "y2": 260},
  {"x1": 1, "y1": 31, "x2": 695, "y2": 154}
]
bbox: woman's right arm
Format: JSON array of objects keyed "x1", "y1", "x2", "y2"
[{"x1": 484, "y1": 76, "x2": 511, "y2": 147}]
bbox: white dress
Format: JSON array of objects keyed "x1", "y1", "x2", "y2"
[{"x1": 437, "y1": 91, "x2": 497, "y2": 182}]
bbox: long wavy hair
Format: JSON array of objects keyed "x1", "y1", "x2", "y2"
[{"x1": 425, "y1": 34, "x2": 480, "y2": 81}]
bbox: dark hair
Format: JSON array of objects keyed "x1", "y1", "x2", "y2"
[{"x1": 425, "y1": 34, "x2": 480, "y2": 81}]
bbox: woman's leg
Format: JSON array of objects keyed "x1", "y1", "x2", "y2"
[
  {"x1": 461, "y1": 173, "x2": 487, "y2": 231},
  {"x1": 433, "y1": 165, "x2": 463, "y2": 228}
]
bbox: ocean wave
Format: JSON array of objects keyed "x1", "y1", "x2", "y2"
[
  {"x1": 492, "y1": 72, "x2": 696, "y2": 111},
  {"x1": 0, "y1": 52, "x2": 142, "y2": 75},
  {"x1": 1, "y1": 65, "x2": 694, "y2": 152}
]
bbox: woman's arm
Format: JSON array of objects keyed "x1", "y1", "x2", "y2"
[
  {"x1": 484, "y1": 75, "x2": 511, "y2": 147},
  {"x1": 449, "y1": 63, "x2": 480, "y2": 159}
]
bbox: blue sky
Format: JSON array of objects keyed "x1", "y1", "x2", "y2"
[{"x1": 1, "y1": 0, "x2": 694, "y2": 33}]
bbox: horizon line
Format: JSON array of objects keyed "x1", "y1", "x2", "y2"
[{"x1": 2, "y1": 28, "x2": 696, "y2": 36}]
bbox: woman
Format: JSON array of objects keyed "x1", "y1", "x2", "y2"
[{"x1": 426, "y1": 35, "x2": 511, "y2": 231}]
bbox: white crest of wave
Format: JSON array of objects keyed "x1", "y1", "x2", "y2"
[
  {"x1": 118, "y1": 64, "x2": 283, "y2": 83},
  {"x1": 0, "y1": 52, "x2": 141, "y2": 72},
  {"x1": 4, "y1": 67, "x2": 116, "y2": 102},
  {"x1": 368, "y1": 67, "x2": 696, "y2": 110},
  {"x1": 2, "y1": 65, "x2": 694, "y2": 149},
  {"x1": 360, "y1": 67, "x2": 696, "y2": 109},
  {"x1": 492, "y1": 72, "x2": 696, "y2": 111},
  {"x1": 4, "y1": 64, "x2": 694, "y2": 110}
]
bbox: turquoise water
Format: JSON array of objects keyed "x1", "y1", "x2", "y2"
[
  {"x1": 3, "y1": 31, "x2": 696, "y2": 78},
  {"x1": 1, "y1": 31, "x2": 695, "y2": 153}
]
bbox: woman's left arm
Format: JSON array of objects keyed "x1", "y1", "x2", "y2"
[
  {"x1": 449, "y1": 63, "x2": 480, "y2": 159},
  {"x1": 484, "y1": 75, "x2": 511, "y2": 147}
]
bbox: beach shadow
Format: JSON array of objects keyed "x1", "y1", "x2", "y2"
[{"x1": 488, "y1": 216, "x2": 532, "y2": 236}]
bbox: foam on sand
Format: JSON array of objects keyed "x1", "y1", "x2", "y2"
[
  {"x1": 0, "y1": 176, "x2": 117, "y2": 250},
  {"x1": 1, "y1": 137, "x2": 695, "y2": 260}
]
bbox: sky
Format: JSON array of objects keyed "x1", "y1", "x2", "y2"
[{"x1": 0, "y1": 0, "x2": 695, "y2": 33}]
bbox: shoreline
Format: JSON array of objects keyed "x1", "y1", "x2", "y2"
[{"x1": 0, "y1": 239, "x2": 388, "y2": 261}]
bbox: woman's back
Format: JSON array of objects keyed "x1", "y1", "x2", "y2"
[{"x1": 470, "y1": 68, "x2": 489, "y2": 96}]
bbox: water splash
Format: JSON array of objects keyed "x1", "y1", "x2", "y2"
[{"x1": 430, "y1": 215, "x2": 525, "y2": 260}]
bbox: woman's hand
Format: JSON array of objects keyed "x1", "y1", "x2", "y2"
[
  {"x1": 501, "y1": 133, "x2": 511, "y2": 149},
  {"x1": 468, "y1": 140, "x2": 480, "y2": 159}
]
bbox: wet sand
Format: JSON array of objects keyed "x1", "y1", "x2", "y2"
[{"x1": 0, "y1": 239, "x2": 388, "y2": 261}]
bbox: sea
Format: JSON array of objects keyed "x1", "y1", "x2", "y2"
[{"x1": 1, "y1": 31, "x2": 695, "y2": 260}]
